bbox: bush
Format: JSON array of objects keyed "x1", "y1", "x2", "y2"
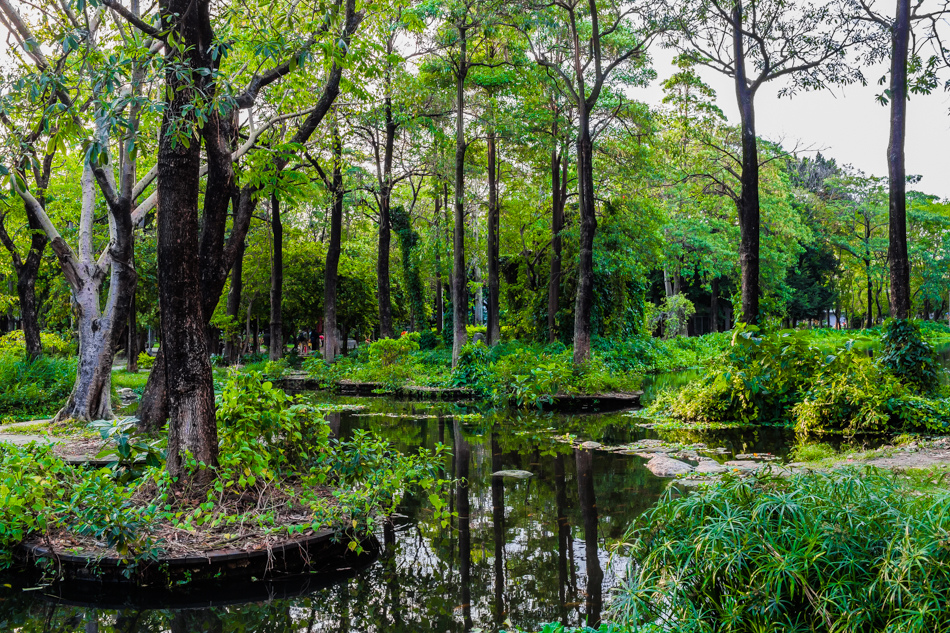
[
  {"x1": 647, "y1": 324, "x2": 950, "y2": 436},
  {"x1": 0, "y1": 330, "x2": 74, "y2": 357},
  {"x1": 453, "y1": 342, "x2": 641, "y2": 408},
  {"x1": 137, "y1": 352, "x2": 155, "y2": 369},
  {"x1": 614, "y1": 469, "x2": 950, "y2": 632},
  {"x1": 0, "y1": 354, "x2": 75, "y2": 417},
  {"x1": 879, "y1": 319, "x2": 940, "y2": 394}
]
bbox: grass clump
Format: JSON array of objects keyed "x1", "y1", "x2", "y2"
[
  {"x1": 613, "y1": 469, "x2": 950, "y2": 632},
  {"x1": 0, "y1": 354, "x2": 75, "y2": 418}
]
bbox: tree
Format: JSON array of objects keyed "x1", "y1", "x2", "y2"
[
  {"x1": 851, "y1": 0, "x2": 948, "y2": 319},
  {"x1": 671, "y1": 0, "x2": 867, "y2": 324},
  {"x1": 0, "y1": 0, "x2": 146, "y2": 420},
  {"x1": 517, "y1": 0, "x2": 662, "y2": 362}
]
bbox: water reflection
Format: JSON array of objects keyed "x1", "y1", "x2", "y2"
[{"x1": 1, "y1": 398, "x2": 685, "y2": 632}]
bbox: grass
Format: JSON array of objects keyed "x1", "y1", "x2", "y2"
[{"x1": 613, "y1": 468, "x2": 950, "y2": 631}]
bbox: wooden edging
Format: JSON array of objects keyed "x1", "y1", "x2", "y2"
[{"x1": 15, "y1": 529, "x2": 378, "y2": 589}]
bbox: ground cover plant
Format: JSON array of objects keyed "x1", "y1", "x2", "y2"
[
  {"x1": 0, "y1": 331, "x2": 76, "y2": 420},
  {"x1": 0, "y1": 370, "x2": 451, "y2": 574},
  {"x1": 301, "y1": 332, "x2": 724, "y2": 408},
  {"x1": 638, "y1": 320, "x2": 950, "y2": 437},
  {"x1": 612, "y1": 469, "x2": 950, "y2": 632}
]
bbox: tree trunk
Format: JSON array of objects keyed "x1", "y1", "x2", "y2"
[
  {"x1": 435, "y1": 183, "x2": 444, "y2": 334},
  {"x1": 548, "y1": 147, "x2": 566, "y2": 343},
  {"x1": 324, "y1": 121, "x2": 344, "y2": 362},
  {"x1": 572, "y1": 110, "x2": 596, "y2": 364},
  {"x1": 269, "y1": 193, "x2": 284, "y2": 361},
  {"x1": 710, "y1": 277, "x2": 719, "y2": 333},
  {"x1": 866, "y1": 263, "x2": 873, "y2": 328},
  {"x1": 451, "y1": 30, "x2": 469, "y2": 367},
  {"x1": 733, "y1": 3, "x2": 760, "y2": 325},
  {"x1": 486, "y1": 131, "x2": 501, "y2": 345},
  {"x1": 887, "y1": 0, "x2": 911, "y2": 319},
  {"x1": 156, "y1": 0, "x2": 219, "y2": 484},
  {"x1": 223, "y1": 239, "x2": 245, "y2": 364},
  {"x1": 377, "y1": 93, "x2": 396, "y2": 340},
  {"x1": 16, "y1": 270, "x2": 42, "y2": 360},
  {"x1": 127, "y1": 270, "x2": 139, "y2": 373}
]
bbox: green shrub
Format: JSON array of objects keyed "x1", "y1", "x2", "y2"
[
  {"x1": 787, "y1": 442, "x2": 836, "y2": 462},
  {"x1": 0, "y1": 330, "x2": 74, "y2": 357},
  {"x1": 879, "y1": 319, "x2": 940, "y2": 394},
  {"x1": 0, "y1": 354, "x2": 75, "y2": 417},
  {"x1": 137, "y1": 352, "x2": 155, "y2": 369},
  {"x1": 614, "y1": 469, "x2": 950, "y2": 632}
]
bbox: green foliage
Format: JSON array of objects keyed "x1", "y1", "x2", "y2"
[
  {"x1": 0, "y1": 372, "x2": 454, "y2": 571},
  {"x1": 137, "y1": 352, "x2": 155, "y2": 369},
  {"x1": 0, "y1": 353, "x2": 75, "y2": 417},
  {"x1": 787, "y1": 442, "x2": 836, "y2": 462},
  {"x1": 879, "y1": 319, "x2": 940, "y2": 394},
  {"x1": 647, "y1": 293, "x2": 696, "y2": 339},
  {"x1": 90, "y1": 417, "x2": 166, "y2": 484},
  {"x1": 613, "y1": 469, "x2": 950, "y2": 632},
  {"x1": 592, "y1": 332, "x2": 730, "y2": 374},
  {"x1": 0, "y1": 443, "x2": 155, "y2": 564},
  {"x1": 648, "y1": 325, "x2": 950, "y2": 436},
  {"x1": 452, "y1": 341, "x2": 641, "y2": 408},
  {"x1": 0, "y1": 330, "x2": 74, "y2": 357}
]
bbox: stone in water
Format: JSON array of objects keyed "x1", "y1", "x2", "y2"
[{"x1": 492, "y1": 470, "x2": 534, "y2": 479}]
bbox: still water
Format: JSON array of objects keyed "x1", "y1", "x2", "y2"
[{"x1": 0, "y1": 392, "x2": 792, "y2": 632}]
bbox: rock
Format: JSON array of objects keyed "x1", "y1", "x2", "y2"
[
  {"x1": 723, "y1": 460, "x2": 762, "y2": 471},
  {"x1": 580, "y1": 441, "x2": 602, "y2": 450},
  {"x1": 645, "y1": 456, "x2": 694, "y2": 477},
  {"x1": 672, "y1": 450, "x2": 700, "y2": 461},
  {"x1": 472, "y1": 332, "x2": 486, "y2": 345},
  {"x1": 695, "y1": 461, "x2": 727, "y2": 474},
  {"x1": 735, "y1": 453, "x2": 777, "y2": 461},
  {"x1": 492, "y1": 470, "x2": 534, "y2": 479}
]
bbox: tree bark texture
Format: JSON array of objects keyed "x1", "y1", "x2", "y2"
[
  {"x1": 548, "y1": 147, "x2": 567, "y2": 343},
  {"x1": 135, "y1": 0, "x2": 362, "y2": 430},
  {"x1": 710, "y1": 277, "x2": 720, "y2": 333},
  {"x1": 377, "y1": 90, "x2": 396, "y2": 340},
  {"x1": 324, "y1": 121, "x2": 344, "y2": 361},
  {"x1": 451, "y1": 29, "x2": 469, "y2": 367},
  {"x1": 887, "y1": 0, "x2": 911, "y2": 318},
  {"x1": 572, "y1": 113, "x2": 596, "y2": 364},
  {"x1": 269, "y1": 193, "x2": 284, "y2": 360},
  {"x1": 223, "y1": 239, "x2": 245, "y2": 364},
  {"x1": 733, "y1": 2, "x2": 761, "y2": 325},
  {"x1": 486, "y1": 130, "x2": 501, "y2": 346},
  {"x1": 157, "y1": 0, "x2": 219, "y2": 483}
]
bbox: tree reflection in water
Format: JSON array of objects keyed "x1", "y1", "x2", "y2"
[{"x1": 2, "y1": 397, "x2": 683, "y2": 632}]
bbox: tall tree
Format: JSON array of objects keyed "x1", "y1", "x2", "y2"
[
  {"x1": 852, "y1": 0, "x2": 948, "y2": 319},
  {"x1": 518, "y1": 0, "x2": 662, "y2": 362},
  {"x1": 0, "y1": 0, "x2": 146, "y2": 419},
  {"x1": 672, "y1": 0, "x2": 867, "y2": 324}
]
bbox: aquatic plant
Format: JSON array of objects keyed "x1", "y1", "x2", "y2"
[{"x1": 613, "y1": 469, "x2": 950, "y2": 632}]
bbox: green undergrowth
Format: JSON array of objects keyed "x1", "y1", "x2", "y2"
[
  {"x1": 638, "y1": 320, "x2": 950, "y2": 438},
  {"x1": 304, "y1": 333, "x2": 647, "y2": 408},
  {"x1": 0, "y1": 369, "x2": 452, "y2": 575},
  {"x1": 0, "y1": 355, "x2": 75, "y2": 420},
  {"x1": 613, "y1": 469, "x2": 950, "y2": 632}
]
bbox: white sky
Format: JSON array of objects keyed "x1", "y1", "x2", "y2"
[{"x1": 639, "y1": 47, "x2": 950, "y2": 200}]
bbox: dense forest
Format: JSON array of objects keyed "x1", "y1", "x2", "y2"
[{"x1": 1, "y1": 0, "x2": 949, "y2": 472}]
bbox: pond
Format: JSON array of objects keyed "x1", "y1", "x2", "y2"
[{"x1": 0, "y1": 391, "x2": 793, "y2": 633}]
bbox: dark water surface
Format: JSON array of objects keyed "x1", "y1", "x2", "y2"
[{"x1": 0, "y1": 390, "x2": 802, "y2": 632}]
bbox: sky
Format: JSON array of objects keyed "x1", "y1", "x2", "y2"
[{"x1": 638, "y1": 47, "x2": 950, "y2": 200}]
